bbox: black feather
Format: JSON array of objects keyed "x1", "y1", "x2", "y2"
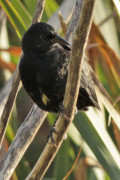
[{"x1": 19, "y1": 22, "x2": 100, "y2": 113}]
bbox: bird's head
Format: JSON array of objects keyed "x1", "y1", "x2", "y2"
[{"x1": 22, "y1": 22, "x2": 71, "y2": 53}]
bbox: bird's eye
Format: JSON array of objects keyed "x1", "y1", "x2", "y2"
[
  {"x1": 42, "y1": 33, "x2": 55, "y2": 41},
  {"x1": 48, "y1": 32, "x2": 55, "y2": 39}
]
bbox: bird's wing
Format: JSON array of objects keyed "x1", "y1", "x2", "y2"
[{"x1": 80, "y1": 55, "x2": 100, "y2": 109}]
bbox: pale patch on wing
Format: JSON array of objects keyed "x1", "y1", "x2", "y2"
[{"x1": 41, "y1": 93, "x2": 50, "y2": 105}]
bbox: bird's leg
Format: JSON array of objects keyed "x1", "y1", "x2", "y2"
[
  {"x1": 47, "y1": 104, "x2": 78, "y2": 144},
  {"x1": 47, "y1": 116, "x2": 59, "y2": 144}
]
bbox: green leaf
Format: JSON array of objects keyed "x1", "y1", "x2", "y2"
[
  {"x1": 45, "y1": 0, "x2": 58, "y2": 17},
  {"x1": 0, "y1": 0, "x2": 27, "y2": 38},
  {"x1": 22, "y1": 0, "x2": 37, "y2": 16},
  {"x1": 53, "y1": 138, "x2": 73, "y2": 180},
  {"x1": 74, "y1": 111, "x2": 120, "y2": 180},
  {"x1": 6, "y1": 123, "x2": 15, "y2": 143},
  {"x1": 41, "y1": 0, "x2": 59, "y2": 22},
  {"x1": 11, "y1": 0, "x2": 32, "y2": 27}
]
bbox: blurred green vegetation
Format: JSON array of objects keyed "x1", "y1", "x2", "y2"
[{"x1": 0, "y1": 0, "x2": 120, "y2": 180}]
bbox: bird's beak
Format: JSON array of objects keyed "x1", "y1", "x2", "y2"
[{"x1": 52, "y1": 35, "x2": 71, "y2": 51}]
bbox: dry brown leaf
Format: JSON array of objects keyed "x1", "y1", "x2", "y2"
[
  {"x1": 74, "y1": 157, "x2": 102, "y2": 180},
  {"x1": 0, "y1": 57, "x2": 16, "y2": 73},
  {"x1": 0, "y1": 47, "x2": 21, "y2": 56},
  {"x1": 88, "y1": 23, "x2": 120, "y2": 85}
]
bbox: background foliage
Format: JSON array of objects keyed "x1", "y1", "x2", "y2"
[{"x1": 0, "y1": 0, "x2": 120, "y2": 179}]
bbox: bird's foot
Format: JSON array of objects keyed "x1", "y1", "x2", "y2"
[
  {"x1": 47, "y1": 116, "x2": 59, "y2": 145},
  {"x1": 47, "y1": 126, "x2": 57, "y2": 144}
]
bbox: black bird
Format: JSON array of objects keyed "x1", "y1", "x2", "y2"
[{"x1": 19, "y1": 22, "x2": 100, "y2": 113}]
